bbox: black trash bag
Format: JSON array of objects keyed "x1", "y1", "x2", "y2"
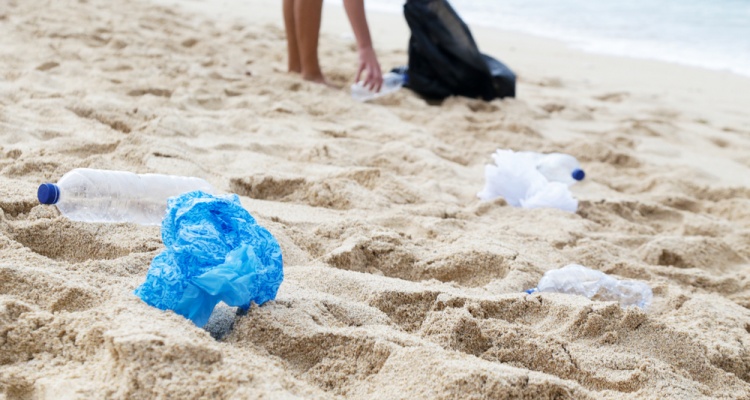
[{"x1": 403, "y1": 0, "x2": 516, "y2": 101}]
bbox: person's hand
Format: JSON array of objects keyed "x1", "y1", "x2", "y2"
[{"x1": 356, "y1": 46, "x2": 383, "y2": 92}]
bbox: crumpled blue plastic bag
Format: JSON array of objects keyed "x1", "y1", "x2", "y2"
[{"x1": 134, "y1": 191, "x2": 283, "y2": 327}]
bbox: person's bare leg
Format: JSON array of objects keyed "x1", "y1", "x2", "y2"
[
  {"x1": 283, "y1": 0, "x2": 301, "y2": 73},
  {"x1": 294, "y1": 0, "x2": 325, "y2": 83}
]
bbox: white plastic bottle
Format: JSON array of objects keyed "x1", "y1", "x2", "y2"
[
  {"x1": 526, "y1": 264, "x2": 652, "y2": 309},
  {"x1": 534, "y1": 153, "x2": 585, "y2": 185},
  {"x1": 351, "y1": 72, "x2": 406, "y2": 102},
  {"x1": 37, "y1": 168, "x2": 215, "y2": 225}
]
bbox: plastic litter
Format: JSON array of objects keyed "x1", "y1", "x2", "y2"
[
  {"x1": 351, "y1": 71, "x2": 406, "y2": 102},
  {"x1": 526, "y1": 264, "x2": 652, "y2": 309},
  {"x1": 37, "y1": 168, "x2": 214, "y2": 225},
  {"x1": 134, "y1": 191, "x2": 284, "y2": 327},
  {"x1": 477, "y1": 149, "x2": 580, "y2": 212},
  {"x1": 519, "y1": 152, "x2": 585, "y2": 185}
]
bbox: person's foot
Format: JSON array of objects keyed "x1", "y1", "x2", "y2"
[
  {"x1": 302, "y1": 71, "x2": 325, "y2": 83},
  {"x1": 302, "y1": 73, "x2": 340, "y2": 89}
]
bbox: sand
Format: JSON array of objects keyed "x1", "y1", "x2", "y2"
[{"x1": 2, "y1": 0, "x2": 750, "y2": 398}]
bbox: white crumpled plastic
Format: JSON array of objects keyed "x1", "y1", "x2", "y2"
[
  {"x1": 527, "y1": 264, "x2": 653, "y2": 309},
  {"x1": 477, "y1": 149, "x2": 578, "y2": 212}
]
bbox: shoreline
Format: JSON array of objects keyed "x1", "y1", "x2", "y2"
[
  {"x1": 157, "y1": 0, "x2": 750, "y2": 101},
  {"x1": 164, "y1": 0, "x2": 750, "y2": 80},
  {"x1": 324, "y1": 0, "x2": 750, "y2": 79},
  {"x1": 155, "y1": 0, "x2": 750, "y2": 187}
]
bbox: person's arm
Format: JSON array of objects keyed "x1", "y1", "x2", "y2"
[{"x1": 343, "y1": 0, "x2": 383, "y2": 91}]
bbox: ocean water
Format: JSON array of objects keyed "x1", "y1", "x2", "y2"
[{"x1": 327, "y1": 0, "x2": 750, "y2": 77}]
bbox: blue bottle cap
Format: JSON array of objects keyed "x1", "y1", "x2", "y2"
[
  {"x1": 525, "y1": 288, "x2": 538, "y2": 294},
  {"x1": 572, "y1": 169, "x2": 585, "y2": 181},
  {"x1": 37, "y1": 183, "x2": 60, "y2": 204}
]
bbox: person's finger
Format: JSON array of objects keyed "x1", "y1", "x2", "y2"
[
  {"x1": 355, "y1": 64, "x2": 364, "y2": 84},
  {"x1": 375, "y1": 69, "x2": 383, "y2": 92},
  {"x1": 366, "y1": 71, "x2": 378, "y2": 91},
  {"x1": 370, "y1": 67, "x2": 382, "y2": 92},
  {"x1": 368, "y1": 76, "x2": 380, "y2": 92}
]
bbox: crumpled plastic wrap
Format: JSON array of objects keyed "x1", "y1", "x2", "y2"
[
  {"x1": 134, "y1": 191, "x2": 283, "y2": 327},
  {"x1": 477, "y1": 149, "x2": 578, "y2": 212},
  {"x1": 527, "y1": 264, "x2": 653, "y2": 309}
]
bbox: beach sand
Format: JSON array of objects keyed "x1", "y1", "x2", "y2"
[{"x1": 2, "y1": 0, "x2": 750, "y2": 398}]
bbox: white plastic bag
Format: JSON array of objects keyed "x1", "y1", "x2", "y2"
[{"x1": 477, "y1": 149, "x2": 579, "y2": 212}]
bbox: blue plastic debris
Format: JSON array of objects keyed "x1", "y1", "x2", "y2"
[{"x1": 134, "y1": 191, "x2": 284, "y2": 327}]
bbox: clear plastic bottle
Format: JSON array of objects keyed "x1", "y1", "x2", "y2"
[
  {"x1": 37, "y1": 168, "x2": 215, "y2": 225},
  {"x1": 351, "y1": 72, "x2": 406, "y2": 102},
  {"x1": 526, "y1": 264, "x2": 652, "y2": 309},
  {"x1": 534, "y1": 153, "x2": 585, "y2": 185}
]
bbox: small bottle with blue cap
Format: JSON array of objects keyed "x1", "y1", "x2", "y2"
[{"x1": 533, "y1": 153, "x2": 586, "y2": 185}]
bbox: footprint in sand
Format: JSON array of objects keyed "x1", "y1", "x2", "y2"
[
  {"x1": 68, "y1": 105, "x2": 133, "y2": 134},
  {"x1": 709, "y1": 136, "x2": 730, "y2": 148},
  {"x1": 594, "y1": 91, "x2": 629, "y2": 103},
  {"x1": 6, "y1": 218, "x2": 147, "y2": 263},
  {"x1": 231, "y1": 170, "x2": 399, "y2": 210},
  {"x1": 541, "y1": 102, "x2": 566, "y2": 113},
  {"x1": 0, "y1": 267, "x2": 99, "y2": 312},
  {"x1": 127, "y1": 88, "x2": 173, "y2": 98},
  {"x1": 35, "y1": 61, "x2": 59, "y2": 71},
  {"x1": 181, "y1": 38, "x2": 199, "y2": 48},
  {"x1": 230, "y1": 174, "x2": 307, "y2": 202},
  {"x1": 639, "y1": 236, "x2": 746, "y2": 271},
  {"x1": 535, "y1": 77, "x2": 564, "y2": 88},
  {"x1": 5, "y1": 149, "x2": 22, "y2": 159}
]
